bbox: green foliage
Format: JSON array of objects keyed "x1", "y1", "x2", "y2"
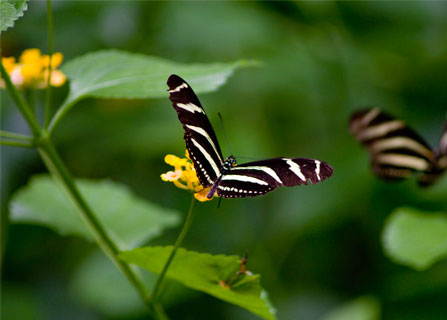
[
  {"x1": 60, "y1": 49, "x2": 256, "y2": 110},
  {"x1": 382, "y1": 207, "x2": 447, "y2": 270},
  {"x1": 120, "y1": 246, "x2": 276, "y2": 320},
  {"x1": 3, "y1": 1, "x2": 447, "y2": 319},
  {"x1": 70, "y1": 250, "x2": 156, "y2": 316},
  {"x1": 323, "y1": 296, "x2": 381, "y2": 320},
  {"x1": 0, "y1": 0, "x2": 27, "y2": 32},
  {"x1": 9, "y1": 175, "x2": 179, "y2": 249}
]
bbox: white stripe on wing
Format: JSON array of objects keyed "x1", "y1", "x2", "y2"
[
  {"x1": 176, "y1": 103, "x2": 204, "y2": 114},
  {"x1": 231, "y1": 166, "x2": 282, "y2": 185},
  {"x1": 169, "y1": 83, "x2": 188, "y2": 93},
  {"x1": 185, "y1": 124, "x2": 223, "y2": 164},
  {"x1": 284, "y1": 158, "x2": 306, "y2": 181},
  {"x1": 190, "y1": 138, "x2": 221, "y2": 179},
  {"x1": 221, "y1": 174, "x2": 269, "y2": 185}
]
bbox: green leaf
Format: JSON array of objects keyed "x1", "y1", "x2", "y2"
[
  {"x1": 120, "y1": 246, "x2": 276, "y2": 320},
  {"x1": 60, "y1": 48, "x2": 257, "y2": 106},
  {"x1": 70, "y1": 250, "x2": 156, "y2": 316},
  {"x1": 323, "y1": 296, "x2": 381, "y2": 320},
  {"x1": 382, "y1": 207, "x2": 447, "y2": 270},
  {"x1": 10, "y1": 175, "x2": 180, "y2": 249},
  {"x1": 0, "y1": 0, "x2": 28, "y2": 32}
]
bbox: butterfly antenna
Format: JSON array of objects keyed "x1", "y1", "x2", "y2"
[
  {"x1": 218, "y1": 112, "x2": 234, "y2": 156},
  {"x1": 237, "y1": 156, "x2": 259, "y2": 161},
  {"x1": 217, "y1": 197, "x2": 223, "y2": 209}
]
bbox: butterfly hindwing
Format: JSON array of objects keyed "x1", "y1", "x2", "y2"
[
  {"x1": 350, "y1": 108, "x2": 446, "y2": 185},
  {"x1": 168, "y1": 75, "x2": 224, "y2": 187},
  {"x1": 216, "y1": 158, "x2": 333, "y2": 198}
]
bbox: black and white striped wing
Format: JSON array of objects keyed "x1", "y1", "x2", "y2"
[
  {"x1": 216, "y1": 158, "x2": 333, "y2": 198},
  {"x1": 168, "y1": 74, "x2": 224, "y2": 187},
  {"x1": 349, "y1": 108, "x2": 441, "y2": 185}
]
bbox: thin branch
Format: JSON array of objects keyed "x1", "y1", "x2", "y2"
[
  {"x1": 47, "y1": 95, "x2": 82, "y2": 135},
  {"x1": 44, "y1": 0, "x2": 54, "y2": 129},
  {"x1": 150, "y1": 197, "x2": 198, "y2": 305},
  {"x1": 0, "y1": 62, "x2": 42, "y2": 138},
  {"x1": 0, "y1": 130, "x2": 33, "y2": 141},
  {"x1": 0, "y1": 139, "x2": 34, "y2": 148},
  {"x1": 36, "y1": 137, "x2": 151, "y2": 311}
]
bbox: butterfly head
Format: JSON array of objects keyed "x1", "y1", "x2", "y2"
[{"x1": 222, "y1": 155, "x2": 237, "y2": 172}]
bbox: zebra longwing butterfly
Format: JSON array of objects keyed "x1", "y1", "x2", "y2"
[
  {"x1": 350, "y1": 108, "x2": 447, "y2": 186},
  {"x1": 167, "y1": 74, "x2": 333, "y2": 198}
]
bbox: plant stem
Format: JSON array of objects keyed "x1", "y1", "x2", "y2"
[
  {"x1": 47, "y1": 94, "x2": 82, "y2": 135},
  {"x1": 0, "y1": 130, "x2": 33, "y2": 141},
  {"x1": 1, "y1": 42, "x2": 153, "y2": 315},
  {"x1": 0, "y1": 62, "x2": 41, "y2": 138},
  {"x1": 150, "y1": 196, "x2": 198, "y2": 306},
  {"x1": 0, "y1": 140, "x2": 34, "y2": 148},
  {"x1": 36, "y1": 135, "x2": 151, "y2": 308},
  {"x1": 45, "y1": 0, "x2": 54, "y2": 129},
  {"x1": 24, "y1": 89, "x2": 36, "y2": 115}
]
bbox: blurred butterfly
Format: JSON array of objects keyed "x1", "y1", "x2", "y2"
[
  {"x1": 350, "y1": 108, "x2": 447, "y2": 186},
  {"x1": 167, "y1": 74, "x2": 333, "y2": 198}
]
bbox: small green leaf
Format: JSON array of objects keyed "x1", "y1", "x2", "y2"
[
  {"x1": 120, "y1": 246, "x2": 276, "y2": 320},
  {"x1": 61, "y1": 49, "x2": 256, "y2": 104},
  {"x1": 382, "y1": 207, "x2": 447, "y2": 270},
  {"x1": 10, "y1": 175, "x2": 179, "y2": 249},
  {"x1": 323, "y1": 296, "x2": 381, "y2": 320},
  {"x1": 0, "y1": 0, "x2": 28, "y2": 32},
  {"x1": 70, "y1": 250, "x2": 156, "y2": 316}
]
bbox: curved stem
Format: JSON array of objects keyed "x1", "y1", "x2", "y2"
[
  {"x1": 150, "y1": 197, "x2": 198, "y2": 305},
  {"x1": 45, "y1": 0, "x2": 54, "y2": 129},
  {"x1": 0, "y1": 62, "x2": 41, "y2": 137},
  {"x1": 0, "y1": 130, "x2": 33, "y2": 141},
  {"x1": 37, "y1": 136, "x2": 151, "y2": 309},
  {"x1": 0, "y1": 140, "x2": 34, "y2": 148},
  {"x1": 47, "y1": 95, "x2": 82, "y2": 135}
]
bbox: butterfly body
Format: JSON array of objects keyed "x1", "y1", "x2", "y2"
[
  {"x1": 168, "y1": 74, "x2": 333, "y2": 198},
  {"x1": 350, "y1": 108, "x2": 447, "y2": 186}
]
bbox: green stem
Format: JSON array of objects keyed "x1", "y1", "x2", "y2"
[
  {"x1": 24, "y1": 89, "x2": 36, "y2": 115},
  {"x1": 0, "y1": 62, "x2": 41, "y2": 137},
  {"x1": 150, "y1": 197, "x2": 198, "y2": 306},
  {"x1": 47, "y1": 95, "x2": 82, "y2": 135},
  {"x1": 0, "y1": 140, "x2": 34, "y2": 148},
  {"x1": 1, "y1": 43, "x2": 153, "y2": 315},
  {"x1": 153, "y1": 302, "x2": 170, "y2": 320},
  {"x1": 36, "y1": 136, "x2": 151, "y2": 309},
  {"x1": 0, "y1": 130, "x2": 33, "y2": 141},
  {"x1": 45, "y1": 0, "x2": 54, "y2": 129}
]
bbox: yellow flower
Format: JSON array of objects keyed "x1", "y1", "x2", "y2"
[
  {"x1": 161, "y1": 151, "x2": 216, "y2": 201},
  {"x1": 1, "y1": 48, "x2": 67, "y2": 89}
]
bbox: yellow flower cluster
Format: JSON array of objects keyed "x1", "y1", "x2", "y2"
[
  {"x1": 1, "y1": 49, "x2": 66, "y2": 89},
  {"x1": 161, "y1": 151, "x2": 215, "y2": 202}
]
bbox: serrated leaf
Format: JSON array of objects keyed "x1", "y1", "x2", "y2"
[
  {"x1": 382, "y1": 207, "x2": 447, "y2": 270},
  {"x1": 70, "y1": 250, "x2": 156, "y2": 316},
  {"x1": 120, "y1": 246, "x2": 276, "y2": 320},
  {"x1": 60, "y1": 49, "x2": 256, "y2": 108},
  {"x1": 0, "y1": 0, "x2": 28, "y2": 32},
  {"x1": 323, "y1": 296, "x2": 381, "y2": 320},
  {"x1": 10, "y1": 175, "x2": 180, "y2": 249}
]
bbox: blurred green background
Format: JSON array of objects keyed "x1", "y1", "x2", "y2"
[{"x1": 1, "y1": 1, "x2": 446, "y2": 319}]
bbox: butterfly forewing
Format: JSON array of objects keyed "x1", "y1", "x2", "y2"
[
  {"x1": 168, "y1": 75, "x2": 224, "y2": 187},
  {"x1": 216, "y1": 158, "x2": 333, "y2": 198},
  {"x1": 350, "y1": 108, "x2": 446, "y2": 186}
]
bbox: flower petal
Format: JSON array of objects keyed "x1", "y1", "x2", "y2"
[
  {"x1": 194, "y1": 187, "x2": 214, "y2": 202},
  {"x1": 161, "y1": 169, "x2": 183, "y2": 181}
]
